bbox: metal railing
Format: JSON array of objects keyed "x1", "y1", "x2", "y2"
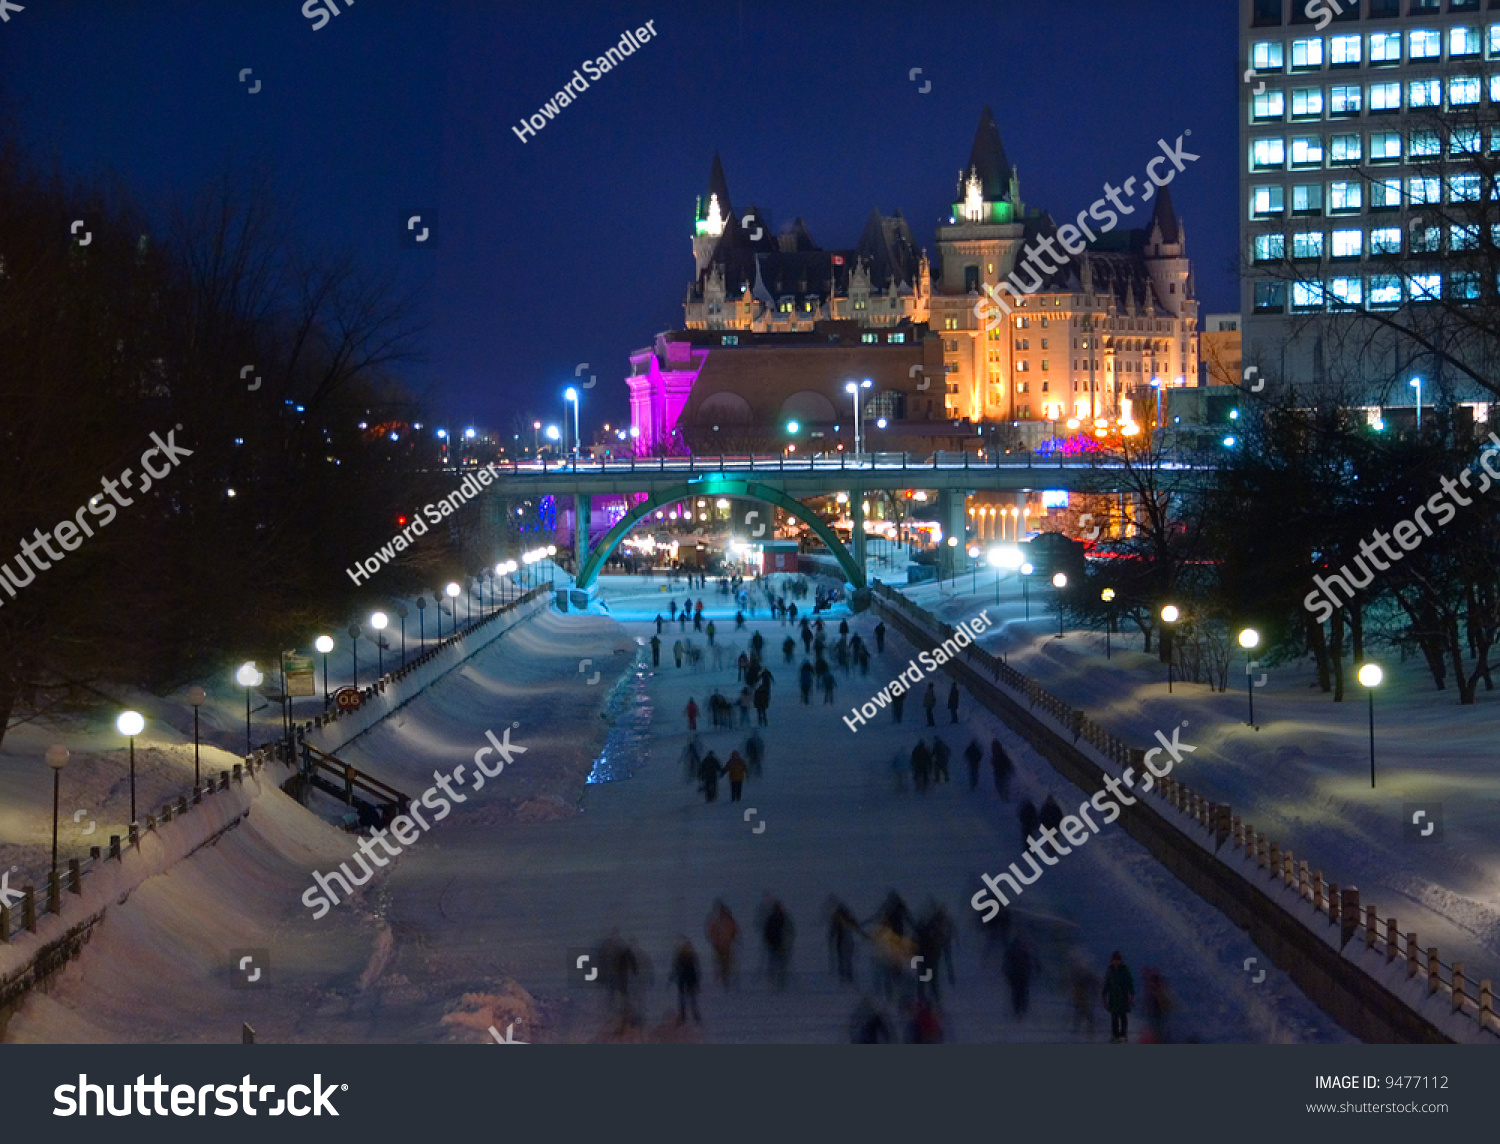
[
  {"x1": 0, "y1": 760, "x2": 262, "y2": 943},
  {"x1": 493, "y1": 453, "x2": 1215, "y2": 477}
]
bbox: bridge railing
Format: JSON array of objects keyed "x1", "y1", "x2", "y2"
[{"x1": 491, "y1": 454, "x2": 1213, "y2": 479}]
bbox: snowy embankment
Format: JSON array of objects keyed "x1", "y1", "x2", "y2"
[{"x1": 896, "y1": 568, "x2": 1500, "y2": 1000}]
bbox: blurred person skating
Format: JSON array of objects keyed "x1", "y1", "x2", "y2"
[
  {"x1": 759, "y1": 895, "x2": 795, "y2": 989},
  {"x1": 946, "y1": 681, "x2": 961, "y2": 724},
  {"x1": 1002, "y1": 933, "x2": 1036, "y2": 1018},
  {"x1": 745, "y1": 728, "x2": 765, "y2": 777},
  {"x1": 1103, "y1": 951, "x2": 1135, "y2": 1043},
  {"x1": 826, "y1": 898, "x2": 864, "y2": 985},
  {"x1": 849, "y1": 997, "x2": 893, "y2": 1044},
  {"x1": 922, "y1": 682, "x2": 937, "y2": 726},
  {"x1": 705, "y1": 900, "x2": 740, "y2": 989},
  {"x1": 964, "y1": 739, "x2": 983, "y2": 790},
  {"x1": 874, "y1": 620, "x2": 886, "y2": 652},
  {"x1": 916, "y1": 902, "x2": 956, "y2": 1001},
  {"x1": 911, "y1": 740, "x2": 932, "y2": 793},
  {"x1": 931, "y1": 737, "x2": 951, "y2": 784},
  {"x1": 685, "y1": 697, "x2": 699, "y2": 731},
  {"x1": 1141, "y1": 966, "x2": 1174, "y2": 1044},
  {"x1": 782, "y1": 635, "x2": 796, "y2": 664},
  {"x1": 723, "y1": 750, "x2": 749, "y2": 802},
  {"x1": 668, "y1": 938, "x2": 702, "y2": 1025},
  {"x1": 905, "y1": 994, "x2": 945, "y2": 1044},
  {"x1": 680, "y1": 733, "x2": 703, "y2": 784},
  {"x1": 1018, "y1": 798, "x2": 1040, "y2": 844},
  {"x1": 799, "y1": 659, "x2": 814, "y2": 704},
  {"x1": 821, "y1": 669, "x2": 836, "y2": 705},
  {"x1": 699, "y1": 750, "x2": 722, "y2": 802},
  {"x1": 990, "y1": 738, "x2": 1014, "y2": 800}
]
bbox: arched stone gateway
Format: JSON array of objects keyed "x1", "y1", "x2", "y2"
[{"x1": 576, "y1": 478, "x2": 869, "y2": 605}]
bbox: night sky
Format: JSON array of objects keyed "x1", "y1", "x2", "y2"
[{"x1": 2, "y1": 0, "x2": 1240, "y2": 438}]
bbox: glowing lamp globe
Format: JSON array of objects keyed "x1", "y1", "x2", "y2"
[
  {"x1": 315, "y1": 635, "x2": 334, "y2": 654},
  {"x1": 116, "y1": 710, "x2": 145, "y2": 737},
  {"x1": 1358, "y1": 664, "x2": 1383, "y2": 689},
  {"x1": 1238, "y1": 628, "x2": 1260, "y2": 650},
  {"x1": 1160, "y1": 605, "x2": 1180, "y2": 623}
]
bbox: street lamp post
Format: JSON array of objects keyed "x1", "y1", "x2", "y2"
[
  {"x1": 1238, "y1": 628, "x2": 1261, "y2": 727},
  {"x1": 565, "y1": 386, "x2": 581, "y2": 463},
  {"x1": 1020, "y1": 562, "x2": 1033, "y2": 621},
  {"x1": 1160, "y1": 604, "x2": 1180, "y2": 693},
  {"x1": 234, "y1": 664, "x2": 260, "y2": 755},
  {"x1": 1052, "y1": 573, "x2": 1068, "y2": 638},
  {"x1": 1101, "y1": 588, "x2": 1116, "y2": 658},
  {"x1": 188, "y1": 685, "x2": 206, "y2": 786},
  {"x1": 1410, "y1": 376, "x2": 1422, "y2": 433},
  {"x1": 46, "y1": 743, "x2": 68, "y2": 876},
  {"x1": 116, "y1": 709, "x2": 145, "y2": 825},
  {"x1": 446, "y1": 582, "x2": 462, "y2": 634},
  {"x1": 395, "y1": 603, "x2": 408, "y2": 667},
  {"x1": 415, "y1": 597, "x2": 427, "y2": 648},
  {"x1": 348, "y1": 623, "x2": 361, "y2": 685},
  {"x1": 370, "y1": 611, "x2": 388, "y2": 677},
  {"x1": 845, "y1": 379, "x2": 872, "y2": 454},
  {"x1": 1358, "y1": 663, "x2": 1383, "y2": 788},
  {"x1": 315, "y1": 636, "x2": 334, "y2": 706}
]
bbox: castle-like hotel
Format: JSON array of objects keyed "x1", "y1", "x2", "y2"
[{"x1": 629, "y1": 108, "x2": 1200, "y2": 454}]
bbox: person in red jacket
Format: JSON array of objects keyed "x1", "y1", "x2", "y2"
[{"x1": 685, "y1": 697, "x2": 699, "y2": 731}]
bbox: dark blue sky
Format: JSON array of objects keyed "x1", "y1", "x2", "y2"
[{"x1": 2, "y1": 0, "x2": 1240, "y2": 438}]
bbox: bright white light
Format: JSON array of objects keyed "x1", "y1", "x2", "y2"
[
  {"x1": 370, "y1": 611, "x2": 388, "y2": 631},
  {"x1": 465, "y1": 427, "x2": 476, "y2": 439},
  {"x1": 1358, "y1": 663, "x2": 1383, "y2": 688},
  {"x1": 547, "y1": 545, "x2": 556, "y2": 555},
  {"x1": 967, "y1": 545, "x2": 980, "y2": 558},
  {"x1": 835, "y1": 492, "x2": 849, "y2": 504},
  {"x1": 1020, "y1": 562, "x2": 1034, "y2": 575},
  {"x1": 716, "y1": 498, "x2": 730, "y2": 509},
  {"x1": 116, "y1": 710, "x2": 145, "y2": 737},
  {"x1": 1052, "y1": 573, "x2": 1067, "y2": 588},
  {"x1": 1223, "y1": 435, "x2": 1237, "y2": 448},
  {"x1": 877, "y1": 417, "x2": 888, "y2": 428},
  {"x1": 987, "y1": 546, "x2": 1023, "y2": 569},
  {"x1": 565, "y1": 387, "x2": 578, "y2": 402},
  {"x1": 445, "y1": 582, "x2": 461, "y2": 598},
  {"x1": 235, "y1": 662, "x2": 261, "y2": 688},
  {"x1": 315, "y1": 635, "x2": 334, "y2": 653},
  {"x1": 437, "y1": 428, "x2": 447, "y2": 439},
  {"x1": 546, "y1": 425, "x2": 560, "y2": 440},
  {"x1": 1160, "y1": 604, "x2": 1180, "y2": 623},
  {"x1": 1238, "y1": 628, "x2": 1260, "y2": 650},
  {"x1": 226, "y1": 488, "x2": 237, "y2": 498}
]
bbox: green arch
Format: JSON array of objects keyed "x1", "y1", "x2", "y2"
[{"x1": 577, "y1": 479, "x2": 865, "y2": 590}]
